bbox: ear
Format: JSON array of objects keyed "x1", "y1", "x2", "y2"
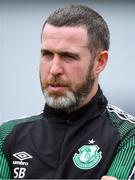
[{"x1": 94, "y1": 50, "x2": 108, "y2": 75}]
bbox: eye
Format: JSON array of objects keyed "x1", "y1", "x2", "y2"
[
  {"x1": 61, "y1": 53, "x2": 79, "y2": 62},
  {"x1": 64, "y1": 55, "x2": 75, "y2": 60},
  {"x1": 41, "y1": 50, "x2": 53, "y2": 60},
  {"x1": 41, "y1": 50, "x2": 52, "y2": 56}
]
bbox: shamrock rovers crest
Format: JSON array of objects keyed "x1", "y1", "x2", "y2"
[{"x1": 73, "y1": 144, "x2": 102, "y2": 170}]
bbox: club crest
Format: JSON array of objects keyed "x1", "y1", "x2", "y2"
[{"x1": 73, "y1": 144, "x2": 102, "y2": 170}]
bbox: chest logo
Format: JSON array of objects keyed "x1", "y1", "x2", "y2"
[
  {"x1": 12, "y1": 152, "x2": 33, "y2": 179},
  {"x1": 13, "y1": 151, "x2": 33, "y2": 161},
  {"x1": 73, "y1": 144, "x2": 102, "y2": 170}
]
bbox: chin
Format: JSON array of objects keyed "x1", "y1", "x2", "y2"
[{"x1": 43, "y1": 90, "x2": 77, "y2": 109}]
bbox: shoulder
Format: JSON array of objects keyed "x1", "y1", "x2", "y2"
[
  {"x1": 0, "y1": 112, "x2": 43, "y2": 179},
  {"x1": 106, "y1": 104, "x2": 135, "y2": 124},
  {"x1": 0, "y1": 111, "x2": 44, "y2": 145},
  {"x1": 105, "y1": 104, "x2": 135, "y2": 178},
  {"x1": 104, "y1": 104, "x2": 135, "y2": 140}
]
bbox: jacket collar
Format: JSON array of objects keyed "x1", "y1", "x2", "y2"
[{"x1": 43, "y1": 86, "x2": 108, "y2": 123}]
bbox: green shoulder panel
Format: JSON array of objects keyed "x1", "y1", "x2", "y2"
[
  {"x1": 0, "y1": 112, "x2": 43, "y2": 179},
  {"x1": 104, "y1": 104, "x2": 135, "y2": 179}
]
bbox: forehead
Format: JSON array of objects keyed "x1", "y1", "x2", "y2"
[{"x1": 41, "y1": 24, "x2": 88, "y2": 49}]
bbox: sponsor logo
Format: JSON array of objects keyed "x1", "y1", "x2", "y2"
[
  {"x1": 13, "y1": 151, "x2": 32, "y2": 179},
  {"x1": 107, "y1": 104, "x2": 135, "y2": 124},
  {"x1": 73, "y1": 140, "x2": 102, "y2": 170}
]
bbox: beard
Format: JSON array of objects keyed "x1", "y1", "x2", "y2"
[{"x1": 40, "y1": 62, "x2": 95, "y2": 111}]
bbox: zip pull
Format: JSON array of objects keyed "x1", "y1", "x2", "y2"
[{"x1": 67, "y1": 119, "x2": 70, "y2": 124}]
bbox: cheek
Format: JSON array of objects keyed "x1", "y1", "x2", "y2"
[
  {"x1": 39, "y1": 62, "x2": 48, "y2": 83},
  {"x1": 69, "y1": 66, "x2": 88, "y2": 89}
]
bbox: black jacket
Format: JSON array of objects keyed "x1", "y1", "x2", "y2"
[{"x1": 0, "y1": 88, "x2": 135, "y2": 179}]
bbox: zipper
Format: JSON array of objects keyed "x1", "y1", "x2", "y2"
[{"x1": 67, "y1": 119, "x2": 70, "y2": 124}]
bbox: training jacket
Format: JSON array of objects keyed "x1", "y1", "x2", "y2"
[{"x1": 0, "y1": 88, "x2": 135, "y2": 179}]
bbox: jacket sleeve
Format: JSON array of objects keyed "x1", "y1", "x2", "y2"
[
  {"x1": 0, "y1": 123, "x2": 12, "y2": 179},
  {"x1": 107, "y1": 133, "x2": 135, "y2": 179},
  {"x1": 0, "y1": 150, "x2": 11, "y2": 179}
]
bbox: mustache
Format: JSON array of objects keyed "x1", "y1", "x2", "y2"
[{"x1": 45, "y1": 76, "x2": 70, "y2": 87}]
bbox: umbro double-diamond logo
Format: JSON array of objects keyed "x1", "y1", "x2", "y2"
[
  {"x1": 13, "y1": 151, "x2": 33, "y2": 179},
  {"x1": 13, "y1": 151, "x2": 33, "y2": 161}
]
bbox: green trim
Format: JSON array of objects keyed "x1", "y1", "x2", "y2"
[
  {"x1": 107, "y1": 137, "x2": 135, "y2": 179},
  {"x1": 0, "y1": 151, "x2": 11, "y2": 179},
  {"x1": 104, "y1": 108, "x2": 135, "y2": 179}
]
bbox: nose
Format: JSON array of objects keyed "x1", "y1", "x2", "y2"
[{"x1": 50, "y1": 55, "x2": 63, "y2": 76}]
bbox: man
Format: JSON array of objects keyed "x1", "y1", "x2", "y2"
[{"x1": 0, "y1": 4, "x2": 134, "y2": 179}]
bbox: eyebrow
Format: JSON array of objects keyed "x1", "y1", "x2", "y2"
[
  {"x1": 60, "y1": 51, "x2": 79, "y2": 59},
  {"x1": 41, "y1": 49, "x2": 80, "y2": 59},
  {"x1": 41, "y1": 49, "x2": 52, "y2": 54}
]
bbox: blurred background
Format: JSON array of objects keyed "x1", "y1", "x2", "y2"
[{"x1": 0, "y1": 0, "x2": 135, "y2": 123}]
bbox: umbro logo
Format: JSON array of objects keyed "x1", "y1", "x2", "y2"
[
  {"x1": 13, "y1": 152, "x2": 33, "y2": 179},
  {"x1": 13, "y1": 151, "x2": 32, "y2": 161}
]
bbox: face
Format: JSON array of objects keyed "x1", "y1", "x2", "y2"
[{"x1": 40, "y1": 24, "x2": 97, "y2": 111}]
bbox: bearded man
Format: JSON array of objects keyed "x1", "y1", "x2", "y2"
[{"x1": 0, "y1": 4, "x2": 134, "y2": 180}]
